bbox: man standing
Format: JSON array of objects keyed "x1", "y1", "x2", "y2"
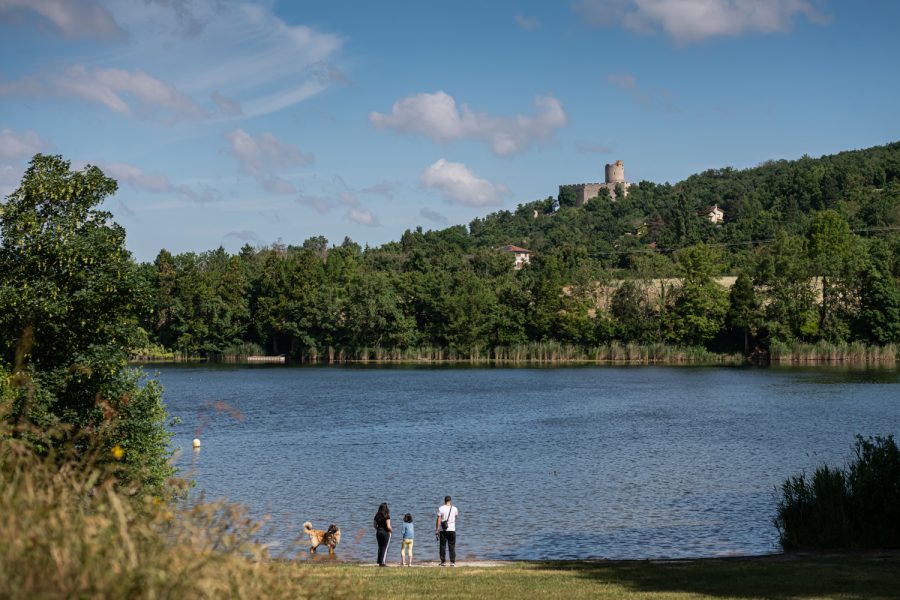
[{"x1": 435, "y1": 495, "x2": 459, "y2": 566}]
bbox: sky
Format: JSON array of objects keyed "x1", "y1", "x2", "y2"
[{"x1": 1, "y1": 0, "x2": 899, "y2": 262}]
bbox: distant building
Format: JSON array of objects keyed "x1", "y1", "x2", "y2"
[
  {"x1": 559, "y1": 160, "x2": 631, "y2": 206},
  {"x1": 708, "y1": 204, "x2": 725, "y2": 224},
  {"x1": 498, "y1": 245, "x2": 531, "y2": 270}
]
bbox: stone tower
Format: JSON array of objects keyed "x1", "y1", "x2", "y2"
[
  {"x1": 605, "y1": 160, "x2": 625, "y2": 185},
  {"x1": 559, "y1": 159, "x2": 630, "y2": 206}
]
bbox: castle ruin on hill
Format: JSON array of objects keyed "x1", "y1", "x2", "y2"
[{"x1": 559, "y1": 160, "x2": 631, "y2": 206}]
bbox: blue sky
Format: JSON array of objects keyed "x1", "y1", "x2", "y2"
[{"x1": 1, "y1": 0, "x2": 898, "y2": 262}]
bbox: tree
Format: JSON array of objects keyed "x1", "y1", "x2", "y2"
[
  {"x1": 726, "y1": 271, "x2": 759, "y2": 354},
  {"x1": 610, "y1": 280, "x2": 653, "y2": 343},
  {"x1": 855, "y1": 240, "x2": 900, "y2": 344},
  {"x1": 663, "y1": 244, "x2": 728, "y2": 346},
  {"x1": 755, "y1": 231, "x2": 818, "y2": 343},
  {"x1": 0, "y1": 155, "x2": 172, "y2": 491},
  {"x1": 807, "y1": 210, "x2": 858, "y2": 341},
  {"x1": 558, "y1": 186, "x2": 577, "y2": 208}
]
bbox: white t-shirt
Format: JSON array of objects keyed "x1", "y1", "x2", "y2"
[{"x1": 437, "y1": 504, "x2": 458, "y2": 532}]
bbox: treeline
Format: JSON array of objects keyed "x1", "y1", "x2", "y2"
[{"x1": 138, "y1": 143, "x2": 900, "y2": 362}]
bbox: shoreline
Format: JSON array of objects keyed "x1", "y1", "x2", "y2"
[
  {"x1": 129, "y1": 357, "x2": 900, "y2": 367},
  {"x1": 300, "y1": 549, "x2": 900, "y2": 567}
]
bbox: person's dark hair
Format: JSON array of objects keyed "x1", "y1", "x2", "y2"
[
  {"x1": 404, "y1": 513, "x2": 413, "y2": 523},
  {"x1": 374, "y1": 502, "x2": 390, "y2": 526},
  {"x1": 444, "y1": 496, "x2": 452, "y2": 503}
]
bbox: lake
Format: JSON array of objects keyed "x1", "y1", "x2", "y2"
[{"x1": 157, "y1": 364, "x2": 900, "y2": 562}]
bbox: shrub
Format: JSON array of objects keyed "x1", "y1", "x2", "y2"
[{"x1": 775, "y1": 435, "x2": 900, "y2": 550}]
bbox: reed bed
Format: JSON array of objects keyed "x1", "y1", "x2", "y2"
[
  {"x1": 294, "y1": 343, "x2": 743, "y2": 365},
  {"x1": 0, "y1": 436, "x2": 355, "y2": 600},
  {"x1": 769, "y1": 341, "x2": 897, "y2": 365},
  {"x1": 220, "y1": 342, "x2": 267, "y2": 362}
]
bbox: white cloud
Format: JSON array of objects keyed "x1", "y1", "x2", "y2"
[
  {"x1": 420, "y1": 207, "x2": 449, "y2": 226},
  {"x1": 370, "y1": 91, "x2": 567, "y2": 157},
  {"x1": 0, "y1": 0, "x2": 123, "y2": 39},
  {"x1": 1, "y1": 2, "x2": 345, "y2": 120},
  {"x1": 211, "y1": 90, "x2": 242, "y2": 116},
  {"x1": 295, "y1": 175, "x2": 381, "y2": 226},
  {"x1": 0, "y1": 128, "x2": 53, "y2": 160},
  {"x1": 225, "y1": 129, "x2": 313, "y2": 187},
  {"x1": 420, "y1": 159, "x2": 506, "y2": 207},
  {"x1": 0, "y1": 65, "x2": 206, "y2": 121},
  {"x1": 152, "y1": 3, "x2": 344, "y2": 117},
  {"x1": 225, "y1": 229, "x2": 261, "y2": 242},
  {"x1": 142, "y1": 0, "x2": 209, "y2": 37},
  {"x1": 361, "y1": 181, "x2": 400, "y2": 199},
  {"x1": 101, "y1": 161, "x2": 172, "y2": 193},
  {"x1": 607, "y1": 72, "x2": 677, "y2": 111},
  {"x1": 297, "y1": 193, "x2": 332, "y2": 214},
  {"x1": 261, "y1": 176, "x2": 296, "y2": 195},
  {"x1": 574, "y1": 141, "x2": 613, "y2": 155},
  {"x1": 607, "y1": 73, "x2": 637, "y2": 91},
  {"x1": 98, "y1": 160, "x2": 220, "y2": 202},
  {"x1": 347, "y1": 207, "x2": 379, "y2": 227},
  {"x1": 514, "y1": 14, "x2": 542, "y2": 31},
  {"x1": 574, "y1": 0, "x2": 828, "y2": 43},
  {"x1": 0, "y1": 163, "x2": 23, "y2": 197}
]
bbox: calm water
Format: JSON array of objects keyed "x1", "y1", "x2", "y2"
[{"x1": 158, "y1": 365, "x2": 900, "y2": 562}]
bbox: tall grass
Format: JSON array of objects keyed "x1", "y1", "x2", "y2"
[
  {"x1": 220, "y1": 341, "x2": 267, "y2": 361},
  {"x1": 769, "y1": 341, "x2": 897, "y2": 365},
  {"x1": 0, "y1": 435, "x2": 356, "y2": 600},
  {"x1": 293, "y1": 343, "x2": 742, "y2": 365}
]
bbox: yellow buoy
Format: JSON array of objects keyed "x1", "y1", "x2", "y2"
[{"x1": 192, "y1": 438, "x2": 201, "y2": 449}]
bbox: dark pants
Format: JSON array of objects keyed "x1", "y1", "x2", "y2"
[
  {"x1": 439, "y1": 530, "x2": 456, "y2": 563},
  {"x1": 376, "y1": 528, "x2": 391, "y2": 565}
]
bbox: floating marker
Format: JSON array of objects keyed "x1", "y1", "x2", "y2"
[{"x1": 192, "y1": 438, "x2": 201, "y2": 449}]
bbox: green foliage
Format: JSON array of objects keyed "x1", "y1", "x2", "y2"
[
  {"x1": 558, "y1": 186, "x2": 577, "y2": 208},
  {"x1": 726, "y1": 271, "x2": 759, "y2": 353},
  {"x1": 0, "y1": 155, "x2": 172, "y2": 491},
  {"x1": 775, "y1": 435, "x2": 900, "y2": 550},
  {"x1": 663, "y1": 244, "x2": 729, "y2": 346},
  {"x1": 116, "y1": 141, "x2": 899, "y2": 362},
  {"x1": 855, "y1": 240, "x2": 900, "y2": 344}
]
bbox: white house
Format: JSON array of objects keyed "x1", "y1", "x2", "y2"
[
  {"x1": 708, "y1": 204, "x2": 725, "y2": 224},
  {"x1": 498, "y1": 245, "x2": 531, "y2": 270}
]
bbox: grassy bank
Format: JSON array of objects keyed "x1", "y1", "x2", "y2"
[{"x1": 302, "y1": 556, "x2": 900, "y2": 600}]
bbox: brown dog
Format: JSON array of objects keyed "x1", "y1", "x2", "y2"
[{"x1": 303, "y1": 521, "x2": 341, "y2": 553}]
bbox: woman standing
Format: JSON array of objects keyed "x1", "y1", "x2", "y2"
[{"x1": 373, "y1": 502, "x2": 392, "y2": 566}]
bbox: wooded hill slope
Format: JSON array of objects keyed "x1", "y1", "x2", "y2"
[{"x1": 139, "y1": 142, "x2": 900, "y2": 359}]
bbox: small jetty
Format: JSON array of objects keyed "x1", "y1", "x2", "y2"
[{"x1": 245, "y1": 355, "x2": 286, "y2": 364}]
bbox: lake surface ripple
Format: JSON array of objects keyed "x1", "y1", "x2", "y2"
[{"x1": 159, "y1": 365, "x2": 900, "y2": 562}]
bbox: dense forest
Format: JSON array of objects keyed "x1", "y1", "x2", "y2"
[{"x1": 138, "y1": 142, "x2": 900, "y2": 361}]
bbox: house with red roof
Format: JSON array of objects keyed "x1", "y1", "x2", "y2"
[{"x1": 498, "y1": 245, "x2": 531, "y2": 270}]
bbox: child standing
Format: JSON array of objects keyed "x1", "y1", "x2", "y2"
[{"x1": 400, "y1": 513, "x2": 414, "y2": 566}]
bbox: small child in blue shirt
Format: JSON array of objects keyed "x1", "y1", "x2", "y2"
[{"x1": 400, "y1": 513, "x2": 414, "y2": 566}]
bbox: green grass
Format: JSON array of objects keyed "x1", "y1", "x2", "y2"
[{"x1": 301, "y1": 556, "x2": 900, "y2": 600}]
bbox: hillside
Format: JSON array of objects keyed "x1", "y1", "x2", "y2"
[
  {"x1": 453, "y1": 141, "x2": 900, "y2": 270},
  {"x1": 136, "y1": 141, "x2": 900, "y2": 360}
]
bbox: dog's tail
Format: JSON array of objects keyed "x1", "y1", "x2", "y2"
[{"x1": 303, "y1": 521, "x2": 313, "y2": 533}]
